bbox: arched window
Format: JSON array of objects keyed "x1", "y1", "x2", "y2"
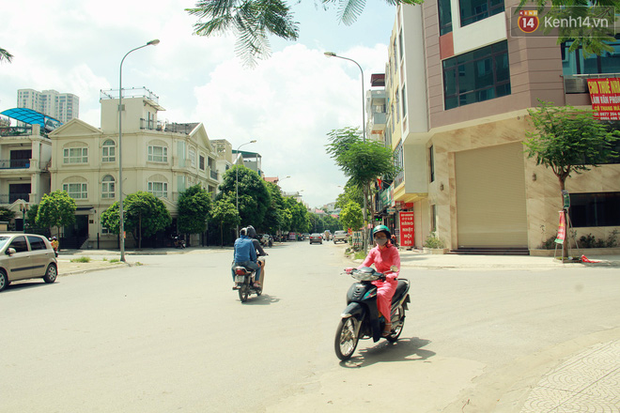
[
  {"x1": 102, "y1": 175, "x2": 115, "y2": 199},
  {"x1": 102, "y1": 139, "x2": 116, "y2": 163}
]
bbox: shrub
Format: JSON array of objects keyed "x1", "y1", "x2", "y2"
[
  {"x1": 70, "y1": 256, "x2": 91, "y2": 263},
  {"x1": 424, "y1": 232, "x2": 445, "y2": 249}
]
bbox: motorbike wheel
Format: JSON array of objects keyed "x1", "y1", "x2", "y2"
[
  {"x1": 334, "y1": 317, "x2": 359, "y2": 361},
  {"x1": 239, "y1": 283, "x2": 250, "y2": 303},
  {"x1": 385, "y1": 306, "x2": 405, "y2": 343}
]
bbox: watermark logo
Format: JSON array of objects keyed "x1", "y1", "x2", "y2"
[
  {"x1": 511, "y1": 7, "x2": 616, "y2": 38},
  {"x1": 518, "y1": 10, "x2": 539, "y2": 34}
]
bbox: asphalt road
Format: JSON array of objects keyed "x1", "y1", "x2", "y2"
[{"x1": 1, "y1": 242, "x2": 619, "y2": 412}]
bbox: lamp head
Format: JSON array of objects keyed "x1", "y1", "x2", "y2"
[
  {"x1": 147, "y1": 39, "x2": 160, "y2": 46},
  {"x1": 324, "y1": 52, "x2": 336, "y2": 57},
  {"x1": 250, "y1": 139, "x2": 257, "y2": 143}
]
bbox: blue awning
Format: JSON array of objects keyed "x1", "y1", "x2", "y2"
[{"x1": 0, "y1": 108, "x2": 62, "y2": 132}]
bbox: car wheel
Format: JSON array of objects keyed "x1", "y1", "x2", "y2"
[
  {"x1": 0, "y1": 270, "x2": 8, "y2": 292},
  {"x1": 43, "y1": 263, "x2": 58, "y2": 284}
]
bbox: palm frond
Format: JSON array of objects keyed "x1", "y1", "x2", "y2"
[
  {"x1": 338, "y1": 0, "x2": 366, "y2": 26},
  {"x1": 0, "y1": 48, "x2": 14, "y2": 63}
]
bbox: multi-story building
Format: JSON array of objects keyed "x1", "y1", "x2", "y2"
[
  {"x1": 48, "y1": 88, "x2": 220, "y2": 249},
  {"x1": 17, "y1": 89, "x2": 79, "y2": 124},
  {"x1": 0, "y1": 110, "x2": 53, "y2": 231},
  {"x1": 380, "y1": 1, "x2": 620, "y2": 252}
]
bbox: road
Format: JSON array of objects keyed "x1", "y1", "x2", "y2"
[{"x1": 1, "y1": 241, "x2": 619, "y2": 412}]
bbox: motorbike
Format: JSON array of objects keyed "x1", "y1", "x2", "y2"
[
  {"x1": 173, "y1": 236, "x2": 186, "y2": 249},
  {"x1": 232, "y1": 262, "x2": 263, "y2": 303},
  {"x1": 334, "y1": 267, "x2": 410, "y2": 361}
]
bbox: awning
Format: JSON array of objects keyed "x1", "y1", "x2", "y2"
[{"x1": 0, "y1": 108, "x2": 62, "y2": 131}]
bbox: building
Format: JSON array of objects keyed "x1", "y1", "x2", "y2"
[
  {"x1": 48, "y1": 88, "x2": 220, "y2": 249},
  {"x1": 17, "y1": 89, "x2": 79, "y2": 124},
  {"x1": 378, "y1": 1, "x2": 620, "y2": 252},
  {"x1": 232, "y1": 149, "x2": 263, "y2": 177},
  {"x1": 0, "y1": 109, "x2": 54, "y2": 231}
]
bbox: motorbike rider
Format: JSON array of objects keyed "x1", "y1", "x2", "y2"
[
  {"x1": 232, "y1": 227, "x2": 262, "y2": 288},
  {"x1": 246, "y1": 225, "x2": 268, "y2": 281},
  {"x1": 357, "y1": 225, "x2": 401, "y2": 336}
]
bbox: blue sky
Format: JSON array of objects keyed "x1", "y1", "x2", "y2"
[{"x1": 0, "y1": 0, "x2": 399, "y2": 208}]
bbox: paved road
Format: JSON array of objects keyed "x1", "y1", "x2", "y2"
[{"x1": 1, "y1": 242, "x2": 619, "y2": 412}]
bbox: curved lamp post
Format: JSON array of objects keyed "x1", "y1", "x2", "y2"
[
  {"x1": 324, "y1": 51, "x2": 368, "y2": 250},
  {"x1": 235, "y1": 140, "x2": 257, "y2": 236},
  {"x1": 118, "y1": 39, "x2": 160, "y2": 262}
]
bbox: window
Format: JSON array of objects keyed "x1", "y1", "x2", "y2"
[
  {"x1": 199, "y1": 155, "x2": 206, "y2": 171},
  {"x1": 570, "y1": 192, "x2": 620, "y2": 227},
  {"x1": 102, "y1": 175, "x2": 115, "y2": 199},
  {"x1": 401, "y1": 84, "x2": 407, "y2": 116},
  {"x1": 102, "y1": 139, "x2": 116, "y2": 163},
  {"x1": 63, "y1": 183, "x2": 88, "y2": 199},
  {"x1": 460, "y1": 0, "x2": 504, "y2": 27},
  {"x1": 148, "y1": 145, "x2": 168, "y2": 162},
  {"x1": 189, "y1": 148, "x2": 196, "y2": 168},
  {"x1": 148, "y1": 181, "x2": 168, "y2": 198},
  {"x1": 438, "y1": 0, "x2": 453, "y2": 35},
  {"x1": 431, "y1": 205, "x2": 438, "y2": 232},
  {"x1": 429, "y1": 145, "x2": 435, "y2": 182},
  {"x1": 562, "y1": 39, "x2": 620, "y2": 76},
  {"x1": 63, "y1": 147, "x2": 88, "y2": 164},
  {"x1": 443, "y1": 41, "x2": 511, "y2": 110},
  {"x1": 9, "y1": 236, "x2": 28, "y2": 253},
  {"x1": 27, "y1": 235, "x2": 46, "y2": 251}
]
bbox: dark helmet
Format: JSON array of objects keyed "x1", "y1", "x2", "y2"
[
  {"x1": 372, "y1": 224, "x2": 391, "y2": 239},
  {"x1": 246, "y1": 225, "x2": 258, "y2": 239}
]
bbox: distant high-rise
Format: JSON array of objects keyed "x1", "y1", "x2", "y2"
[{"x1": 17, "y1": 89, "x2": 79, "y2": 124}]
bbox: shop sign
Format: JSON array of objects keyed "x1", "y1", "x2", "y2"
[
  {"x1": 399, "y1": 211, "x2": 415, "y2": 247},
  {"x1": 587, "y1": 78, "x2": 620, "y2": 120}
]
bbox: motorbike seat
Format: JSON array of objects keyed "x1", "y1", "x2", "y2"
[{"x1": 393, "y1": 279, "x2": 409, "y2": 302}]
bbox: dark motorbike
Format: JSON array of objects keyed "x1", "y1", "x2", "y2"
[
  {"x1": 232, "y1": 265, "x2": 262, "y2": 303},
  {"x1": 335, "y1": 267, "x2": 410, "y2": 361},
  {"x1": 172, "y1": 235, "x2": 186, "y2": 249}
]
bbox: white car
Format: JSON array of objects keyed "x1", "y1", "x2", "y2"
[
  {"x1": 333, "y1": 230, "x2": 348, "y2": 244},
  {"x1": 0, "y1": 233, "x2": 58, "y2": 292}
]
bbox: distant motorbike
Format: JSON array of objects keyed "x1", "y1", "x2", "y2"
[
  {"x1": 232, "y1": 264, "x2": 262, "y2": 303},
  {"x1": 173, "y1": 236, "x2": 186, "y2": 249},
  {"x1": 334, "y1": 267, "x2": 410, "y2": 361}
]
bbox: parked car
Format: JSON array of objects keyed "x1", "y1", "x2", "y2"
[
  {"x1": 309, "y1": 233, "x2": 323, "y2": 244},
  {"x1": 0, "y1": 233, "x2": 58, "y2": 292},
  {"x1": 333, "y1": 230, "x2": 348, "y2": 244}
]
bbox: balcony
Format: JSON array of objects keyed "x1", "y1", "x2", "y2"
[
  {"x1": 0, "y1": 193, "x2": 30, "y2": 204},
  {"x1": 0, "y1": 159, "x2": 30, "y2": 169},
  {"x1": 564, "y1": 73, "x2": 620, "y2": 94}
]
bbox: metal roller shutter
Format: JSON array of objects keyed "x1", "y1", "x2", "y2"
[{"x1": 455, "y1": 142, "x2": 528, "y2": 248}]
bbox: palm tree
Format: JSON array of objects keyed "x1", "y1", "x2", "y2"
[
  {"x1": 185, "y1": 0, "x2": 421, "y2": 66},
  {"x1": 0, "y1": 48, "x2": 13, "y2": 63}
]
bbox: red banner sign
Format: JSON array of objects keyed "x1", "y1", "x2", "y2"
[
  {"x1": 555, "y1": 210, "x2": 566, "y2": 244},
  {"x1": 587, "y1": 78, "x2": 620, "y2": 120},
  {"x1": 399, "y1": 211, "x2": 415, "y2": 247}
]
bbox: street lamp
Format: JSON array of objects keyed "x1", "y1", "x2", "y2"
[
  {"x1": 324, "y1": 51, "x2": 369, "y2": 250},
  {"x1": 118, "y1": 39, "x2": 160, "y2": 262},
  {"x1": 235, "y1": 140, "x2": 257, "y2": 236}
]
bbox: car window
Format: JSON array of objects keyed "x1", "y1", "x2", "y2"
[
  {"x1": 0, "y1": 236, "x2": 10, "y2": 249},
  {"x1": 27, "y1": 235, "x2": 47, "y2": 251},
  {"x1": 9, "y1": 236, "x2": 28, "y2": 253}
]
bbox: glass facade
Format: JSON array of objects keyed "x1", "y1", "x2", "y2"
[
  {"x1": 562, "y1": 39, "x2": 620, "y2": 76},
  {"x1": 443, "y1": 41, "x2": 511, "y2": 110},
  {"x1": 460, "y1": 0, "x2": 504, "y2": 27}
]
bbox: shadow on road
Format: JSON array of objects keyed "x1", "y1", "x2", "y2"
[
  {"x1": 240, "y1": 294, "x2": 281, "y2": 305},
  {"x1": 339, "y1": 337, "x2": 435, "y2": 368}
]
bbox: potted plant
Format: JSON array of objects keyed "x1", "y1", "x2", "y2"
[{"x1": 423, "y1": 232, "x2": 449, "y2": 254}]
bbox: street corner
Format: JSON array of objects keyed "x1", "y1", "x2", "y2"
[{"x1": 57, "y1": 258, "x2": 134, "y2": 276}]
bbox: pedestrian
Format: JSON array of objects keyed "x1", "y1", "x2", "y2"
[{"x1": 50, "y1": 236, "x2": 59, "y2": 257}]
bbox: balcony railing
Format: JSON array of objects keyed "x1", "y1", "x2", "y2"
[
  {"x1": 0, "y1": 193, "x2": 30, "y2": 204},
  {"x1": 210, "y1": 169, "x2": 218, "y2": 180},
  {"x1": 0, "y1": 159, "x2": 30, "y2": 169}
]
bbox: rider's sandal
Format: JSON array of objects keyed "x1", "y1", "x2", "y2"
[
  {"x1": 382, "y1": 324, "x2": 392, "y2": 337},
  {"x1": 253, "y1": 282, "x2": 261, "y2": 288}
]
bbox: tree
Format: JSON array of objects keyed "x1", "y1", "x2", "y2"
[
  {"x1": 177, "y1": 185, "x2": 213, "y2": 235},
  {"x1": 335, "y1": 180, "x2": 363, "y2": 209},
  {"x1": 340, "y1": 201, "x2": 363, "y2": 231},
  {"x1": 186, "y1": 0, "x2": 423, "y2": 65},
  {"x1": 217, "y1": 166, "x2": 271, "y2": 228},
  {"x1": 524, "y1": 100, "x2": 620, "y2": 203},
  {"x1": 211, "y1": 193, "x2": 240, "y2": 246},
  {"x1": 0, "y1": 48, "x2": 13, "y2": 63},
  {"x1": 262, "y1": 181, "x2": 286, "y2": 234},
  {"x1": 0, "y1": 207, "x2": 15, "y2": 222},
  {"x1": 285, "y1": 196, "x2": 311, "y2": 232},
  {"x1": 326, "y1": 126, "x2": 398, "y2": 226},
  {"x1": 36, "y1": 190, "x2": 76, "y2": 238},
  {"x1": 101, "y1": 192, "x2": 172, "y2": 249}
]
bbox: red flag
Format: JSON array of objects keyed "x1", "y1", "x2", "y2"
[{"x1": 555, "y1": 211, "x2": 566, "y2": 244}]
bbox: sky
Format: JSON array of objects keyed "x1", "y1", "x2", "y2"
[{"x1": 0, "y1": 0, "x2": 398, "y2": 208}]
